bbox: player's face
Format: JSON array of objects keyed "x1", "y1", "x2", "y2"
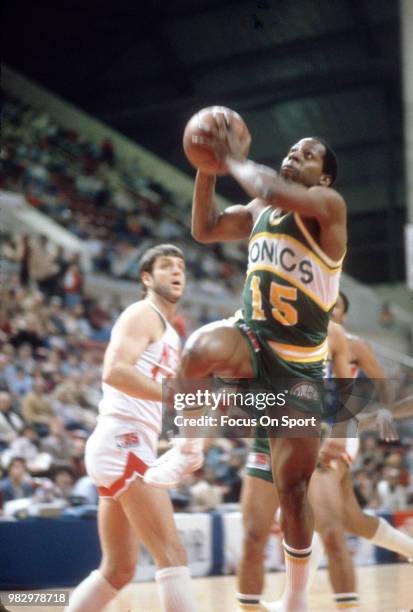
[
  {"x1": 148, "y1": 256, "x2": 186, "y2": 303},
  {"x1": 280, "y1": 138, "x2": 329, "y2": 187},
  {"x1": 331, "y1": 294, "x2": 346, "y2": 324}
]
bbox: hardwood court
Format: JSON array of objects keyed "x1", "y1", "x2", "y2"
[
  {"x1": 3, "y1": 564, "x2": 411, "y2": 612},
  {"x1": 103, "y1": 564, "x2": 411, "y2": 611}
]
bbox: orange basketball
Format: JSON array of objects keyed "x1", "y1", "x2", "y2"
[{"x1": 183, "y1": 106, "x2": 250, "y2": 175}]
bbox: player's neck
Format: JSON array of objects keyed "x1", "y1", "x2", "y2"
[{"x1": 145, "y1": 294, "x2": 176, "y2": 322}]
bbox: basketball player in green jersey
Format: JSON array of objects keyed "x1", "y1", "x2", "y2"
[
  {"x1": 239, "y1": 318, "x2": 413, "y2": 612},
  {"x1": 145, "y1": 118, "x2": 346, "y2": 612}
]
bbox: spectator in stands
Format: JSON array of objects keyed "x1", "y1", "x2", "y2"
[
  {"x1": 377, "y1": 466, "x2": 407, "y2": 511},
  {"x1": 15, "y1": 343, "x2": 37, "y2": 374},
  {"x1": 62, "y1": 262, "x2": 83, "y2": 307},
  {"x1": 51, "y1": 376, "x2": 96, "y2": 431},
  {"x1": 71, "y1": 474, "x2": 98, "y2": 505},
  {"x1": 52, "y1": 465, "x2": 75, "y2": 500},
  {"x1": 100, "y1": 137, "x2": 115, "y2": 166},
  {"x1": 0, "y1": 355, "x2": 9, "y2": 390},
  {"x1": 29, "y1": 235, "x2": 60, "y2": 295},
  {"x1": 1, "y1": 425, "x2": 52, "y2": 473},
  {"x1": 0, "y1": 457, "x2": 34, "y2": 503},
  {"x1": 378, "y1": 302, "x2": 395, "y2": 328},
  {"x1": 17, "y1": 234, "x2": 31, "y2": 287},
  {"x1": 63, "y1": 304, "x2": 92, "y2": 339},
  {"x1": 40, "y1": 416, "x2": 73, "y2": 462},
  {"x1": 188, "y1": 468, "x2": 225, "y2": 512},
  {"x1": 10, "y1": 313, "x2": 45, "y2": 351},
  {"x1": 47, "y1": 297, "x2": 67, "y2": 335},
  {"x1": 0, "y1": 391, "x2": 23, "y2": 450},
  {"x1": 7, "y1": 366, "x2": 33, "y2": 397},
  {"x1": 21, "y1": 378, "x2": 54, "y2": 436}
]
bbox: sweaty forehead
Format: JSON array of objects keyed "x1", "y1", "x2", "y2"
[{"x1": 292, "y1": 138, "x2": 325, "y2": 156}]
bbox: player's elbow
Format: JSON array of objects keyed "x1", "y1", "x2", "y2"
[{"x1": 191, "y1": 227, "x2": 216, "y2": 243}]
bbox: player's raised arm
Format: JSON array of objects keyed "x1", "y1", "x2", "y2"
[
  {"x1": 102, "y1": 302, "x2": 163, "y2": 400},
  {"x1": 328, "y1": 320, "x2": 352, "y2": 379},
  {"x1": 191, "y1": 171, "x2": 259, "y2": 243},
  {"x1": 352, "y1": 339, "x2": 393, "y2": 405},
  {"x1": 228, "y1": 159, "x2": 345, "y2": 223}
]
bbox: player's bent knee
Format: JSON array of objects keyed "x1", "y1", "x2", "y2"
[
  {"x1": 277, "y1": 477, "x2": 309, "y2": 504},
  {"x1": 100, "y1": 561, "x2": 136, "y2": 589},
  {"x1": 320, "y1": 524, "x2": 346, "y2": 557},
  {"x1": 243, "y1": 524, "x2": 268, "y2": 557},
  {"x1": 180, "y1": 331, "x2": 225, "y2": 377}
]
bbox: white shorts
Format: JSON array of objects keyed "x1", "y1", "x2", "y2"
[{"x1": 85, "y1": 415, "x2": 159, "y2": 499}]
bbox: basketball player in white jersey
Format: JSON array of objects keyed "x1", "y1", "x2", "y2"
[{"x1": 66, "y1": 244, "x2": 198, "y2": 612}]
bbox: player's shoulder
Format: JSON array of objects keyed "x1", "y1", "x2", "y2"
[
  {"x1": 308, "y1": 185, "x2": 346, "y2": 216},
  {"x1": 347, "y1": 332, "x2": 371, "y2": 354},
  {"x1": 246, "y1": 198, "x2": 270, "y2": 223},
  {"x1": 113, "y1": 300, "x2": 162, "y2": 336},
  {"x1": 328, "y1": 319, "x2": 344, "y2": 337},
  {"x1": 328, "y1": 319, "x2": 347, "y2": 347}
]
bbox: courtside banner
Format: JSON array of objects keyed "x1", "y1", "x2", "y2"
[{"x1": 161, "y1": 377, "x2": 388, "y2": 438}]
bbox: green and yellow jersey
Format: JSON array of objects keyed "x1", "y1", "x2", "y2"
[{"x1": 242, "y1": 206, "x2": 344, "y2": 366}]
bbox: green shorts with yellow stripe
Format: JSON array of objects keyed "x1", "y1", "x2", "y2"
[
  {"x1": 233, "y1": 316, "x2": 326, "y2": 424},
  {"x1": 234, "y1": 316, "x2": 325, "y2": 382}
]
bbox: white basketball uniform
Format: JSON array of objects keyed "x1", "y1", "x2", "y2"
[
  {"x1": 85, "y1": 301, "x2": 180, "y2": 499},
  {"x1": 325, "y1": 335, "x2": 360, "y2": 467}
]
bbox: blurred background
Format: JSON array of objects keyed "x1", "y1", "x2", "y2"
[{"x1": 1, "y1": 0, "x2": 413, "y2": 592}]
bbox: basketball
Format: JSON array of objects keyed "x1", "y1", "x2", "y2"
[{"x1": 183, "y1": 106, "x2": 250, "y2": 175}]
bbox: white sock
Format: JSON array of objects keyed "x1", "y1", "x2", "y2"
[
  {"x1": 307, "y1": 531, "x2": 324, "y2": 589},
  {"x1": 371, "y1": 517, "x2": 413, "y2": 560},
  {"x1": 333, "y1": 592, "x2": 360, "y2": 610},
  {"x1": 282, "y1": 540, "x2": 312, "y2": 612},
  {"x1": 65, "y1": 570, "x2": 118, "y2": 612},
  {"x1": 155, "y1": 565, "x2": 197, "y2": 612}
]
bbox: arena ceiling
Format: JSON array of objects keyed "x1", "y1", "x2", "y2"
[{"x1": 3, "y1": 0, "x2": 405, "y2": 283}]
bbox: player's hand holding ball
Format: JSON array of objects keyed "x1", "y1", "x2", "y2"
[{"x1": 183, "y1": 106, "x2": 251, "y2": 175}]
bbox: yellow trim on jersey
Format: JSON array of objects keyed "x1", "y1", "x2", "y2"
[
  {"x1": 269, "y1": 339, "x2": 328, "y2": 363},
  {"x1": 335, "y1": 604, "x2": 359, "y2": 609},
  {"x1": 249, "y1": 232, "x2": 342, "y2": 274},
  {"x1": 294, "y1": 212, "x2": 346, "y2": 268},
  {"x1": 246, "y1": 264, "x2": 338, "y2": 312}
]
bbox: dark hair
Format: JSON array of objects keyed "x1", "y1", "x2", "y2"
[
  {"x1": 7, "y1": 456, "x2": 26, "y2": 471},
  {"x1": 311, "y1": 137, "x2": 338, "y2": 185},
  {"x1": 339, "y1": 290, "x2": 349, "y2": 314},
  {"x1": 139, "y1": 244, "x2": 184, "y2": 293},
  {"x1": 139, "y1": 244, "x2": 184, "y2": 276}
]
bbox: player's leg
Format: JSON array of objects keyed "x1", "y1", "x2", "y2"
[
  {"x1": 341, "y1": 467, "x2": 413, "y2": 560},
  {"x1": 119, "y1": 478, "x2": 197, "y2": 611},
  {"x1": 145, "y1": 321, "x2": 254, "y2": 487},
  {"x1": 309, "y1": 465, "x2": 359, "y2": 610},
  {"x1": 66, "y1": 498, "x2": 139, "y2": 612},
  {"x1": 269, "y1": 436, "x2": 319, "y2": 612},
  {"x1": 237, "y1": 474, "x2": 279, "y2": 611},
  {"x1": 177, "y1": 320, "x2": 254, "y2": 379}
]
